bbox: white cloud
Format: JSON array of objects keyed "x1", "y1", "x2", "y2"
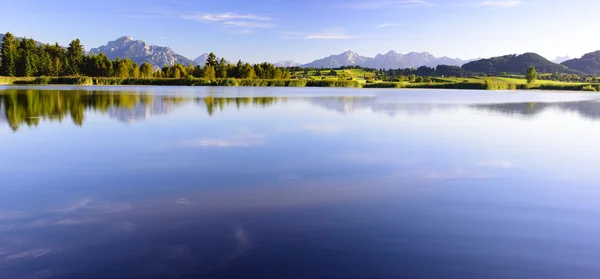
[
  {"x1": 379, "y1": 23, "x2": 401, "y2": 28},
  {"x1": 181, "y1": 12, "x2": 271, "y2": 22},
  {"x1": 478, "y1": 0, "x2": 522, "y2": 7},
  {"x1": 223, "y1": 21, "x2": 275, "y2": 28},
  {"x1": 181, "y1": 12, "x2": 274, "y2": 33}
]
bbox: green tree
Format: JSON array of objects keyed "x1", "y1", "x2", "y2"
[
  {"x1": 239, "y1": 63, "x2": 255, "y2": 79},
  {"x1": 206, "y1": 52, "x2": 217, "y2": 67},
  {"x1": 0, "y1": 32, "x2": 18, "y2": 76},
  {"x1": 525, "y1": 66, "x2": 537, "y2": 84},
  {"x1": 203, "y1": 65, "x2": 216, "y2": 79},
  {"x1": 139, "y1": 62, "x2": 153, "y2": 78},
  {"x1": 65, "y1": 39, "x2": 84, "y2": 75},
  {"x1": 216, "y1": 58, "x2": 228, "y2": 78}
]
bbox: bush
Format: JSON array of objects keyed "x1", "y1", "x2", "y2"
[{"x1": 582, "y1": 84, "x2": 597, "y2": 92}]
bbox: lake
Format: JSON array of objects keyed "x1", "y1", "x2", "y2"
[{"x1": 1, "y1": 86, "x2": 600, "y2": 279}]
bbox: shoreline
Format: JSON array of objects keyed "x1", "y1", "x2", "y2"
[{"x1": 0, "y1": 77, "x2": 598, "y2": 92}]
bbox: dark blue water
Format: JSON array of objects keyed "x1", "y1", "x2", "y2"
[{"x1": 1, "y1": 86, "x2": 600, "y2": 279}]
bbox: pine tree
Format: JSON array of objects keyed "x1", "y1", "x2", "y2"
[
  {"x1": 65, "y1": 39, "x2": 84, "y2": 75},
  {"x1": 0, "y1": 32, "x2": 18, "y2": 76},
  {"x1": 206, "y1": 52, "x2": 217, "y2": 67}
]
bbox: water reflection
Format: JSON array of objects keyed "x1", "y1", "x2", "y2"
[
  {"x1": 2, "y1": 89, "x2": 600, "y2": 132},
  {"x1": 2, "y1": 87, "x2": 600, "y2": 278}
]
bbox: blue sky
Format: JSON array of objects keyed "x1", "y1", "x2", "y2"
[{"x1": 0, "y1": 0, "x2": 598, "y2": 63}]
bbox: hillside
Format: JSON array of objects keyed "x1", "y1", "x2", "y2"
[
  {"x1": 561, "y1": 51, "x2": 600, "y2": 75},
  {"x1": 89, "y1": 36, "x2": 194, "y2": 70},
  {"x1": 462, "y1": 53, "x2": 574, "y2": 74}
]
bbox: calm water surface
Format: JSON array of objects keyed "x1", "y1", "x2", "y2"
[{"x1": 1, "y1": 86, "x2": 600, "y2": 279}]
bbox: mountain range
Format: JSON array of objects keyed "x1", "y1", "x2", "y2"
[
  {"x1": 89, "y1": 36, "x2": 193, "y2": 70},
  {"x1": 87, "y1": 36, "x2": 474, "y2": 70},
  {"x1": 301, "y1": 50, "x2": 475, "y2": 69}
]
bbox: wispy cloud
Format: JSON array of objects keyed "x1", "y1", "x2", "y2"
[
  {"x1": 181, "y1": 12, "x2": 274, "y2": 33},
  {"x1": 223, "y1": 21, "x2": 275, "y2": 28},
  {"x1": 181, "y1": 12, "x2": 271, "y2": 22},
  {"x1": 347, "y1": 0, "x2": 433, "y2": 9},
  {"x1": 478, "y1": 0, "x2": 522, "y2": 7},
  {"x1": 282, "y1": 30, "x2": 357, "y2": 40},
  {"x1": 379, "y1": 23, "x2": 401, "y2": 28}
]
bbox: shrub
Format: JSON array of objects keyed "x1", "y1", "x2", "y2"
[{"x1": 582, "y1": 84, "x2": 597, "y2": 92}]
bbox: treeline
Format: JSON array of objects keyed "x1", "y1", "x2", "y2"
[
  {"x1": 0, "y1": 32, "x2": 292, "y2": 79},
  {"x1": 156, "y1": 54, "x2": 291, "y2": 79}
]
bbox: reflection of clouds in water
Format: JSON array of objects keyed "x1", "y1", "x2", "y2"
[
  {"x1": 228, "y1": 224, "x2": 251, "y2": 261},
  {"x1": 55, "y1": 219, "x2": 84, "y2": 225},
  {"x1": 60, "y1": 198, "x2": 132, "y2": 213},
  {"x1": 177, "y1": 198, "x2": 191, "y2": 206},
  {"x1": 26, "y1": 218, "x2": 86, "y2": 229},
  {"x1": 425, "y1": 168, "x2": 491, "y2": 180},
  {"x1": 0, "y1": 211, "x2": 29, "y2": 220},
  {"x1": 180, "y1": 130, "x2": 266, "y2": 148},
  {"x1": 4, "y1": 249, "x2": 51, "y2": 261}
]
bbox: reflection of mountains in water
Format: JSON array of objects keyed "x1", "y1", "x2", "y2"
[
  {"x1": 307, "y1": 98, "x2": 600, "y2": 120},
  {"x1": 471, "y1": 101, "x2": 600, "y2": 119},
  {"x1": 108, "y1": 98, "x2": 181, "y2": 123}
]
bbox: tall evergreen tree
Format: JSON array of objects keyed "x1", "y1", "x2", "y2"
[
  {"x1": 206, "y1": 52, "x2": 217, "y2": 67},
  {"x1": 65, "y1": 39, "x2": 84, "y2": 75},
  {"x1": 0, "y1": 32, "x2": 18, "y2": 76}
]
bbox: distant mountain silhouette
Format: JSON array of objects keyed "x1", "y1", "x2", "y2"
[
  {"x1": 89, "y1": 36, "x2": 194, "y2": 70},
  {"x1": 0, "y1": 33, "x2": 57, "y2": 48},
  {"x1": 462, "y1": 53, "x2": 576, "y2": 74},
  {"x1": 366, "y1": 51, "x2": 472, "y2": 69},
  {"x1": 561, "y1": 51, "x2": 600, "y2": 75},
  {"x1": 302, "y1": 50, "x2": 372, "y2": 68},
  {"x1": 301, "y1": 50, "x2": 473, "y2": 69},
  {"x1": 553, "y1": 55, "x2": 571, "y2": 64},
  {"x1": 274, "y1": 61, "x2": 302, "y2": 67}
]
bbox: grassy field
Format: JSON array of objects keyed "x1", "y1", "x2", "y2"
[{"x1": 0, "y1": 76, "x2": 598, "y2": 92}]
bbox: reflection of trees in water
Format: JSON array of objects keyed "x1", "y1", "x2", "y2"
[
  {"x1": 197, "y1": 97, "x2": 284, "y2": 116},
  {"x1": 2, "y1": 90, "x2": 599, "y2": 131},
  {"x1": 0, "y1": 90, "x2": 285, "y2": 131}
]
